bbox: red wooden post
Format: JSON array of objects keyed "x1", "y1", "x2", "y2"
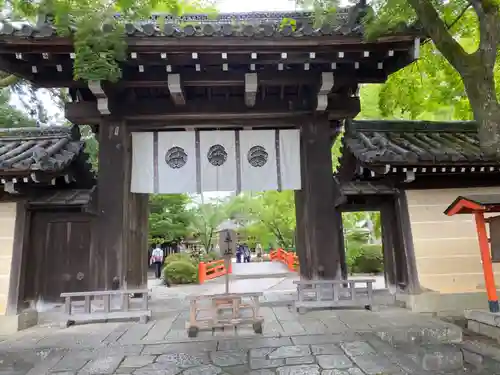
[
  {"x1": 198, "y1": 262, "x2": 207, "y2": 284},
  {"x1": 474, "y1": 212, "x2": 499, "y2": 312}
]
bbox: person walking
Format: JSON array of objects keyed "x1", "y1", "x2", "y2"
[
  {"x1": 243, "y1": 244, "x2": 251, "y2": 263},
  {"x1": 236, "y1": 243, "x2": 242, "y2": 263},
  {"x1": 150, "y1": 245, "x2": 164, "y2": 279}
]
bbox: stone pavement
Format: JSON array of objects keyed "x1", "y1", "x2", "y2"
[
  {"x1": 231, "y1": 261, "x2": 292, "y2": 279},
  {"x1": 148, "y1": 275, "x2": 387, "y2": 310},
  {"x1": 0, "y1": 306, "x2": 491, "y2": 374}
]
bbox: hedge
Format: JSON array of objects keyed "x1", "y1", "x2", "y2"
[
  {"x1": 163, "y1": 260, "x2": 198, "y2": 284},
  {"x1": 346, "y1": 243, "x2": 383, "y2": 274},
  {"x1": 164, "y1": 252, "x2": 195, "y2": 267}
]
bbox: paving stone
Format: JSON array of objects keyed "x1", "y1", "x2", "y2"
[
  {"x1": 321, "y1": 369, "x2": 364, "y2": 375},
  {"x1": 285, "y1": 356, "x2": 315, "y2": 365},
  {"x1": 250, "y1": 358, "x2": 285, "y2": 369},
  {"x1": 316, "y1": 355, "x2": 352, "y2": 370},
  {"x1": 142, "y1": 342, "x2": 217, "y2": 355},
  {"x1": 182, "y1": 364, "x2": 223, "y2": 375},
  {"x1": 115, "y1": 368, "x2": 135, "y2": 374},
  {"x1": 340, "y1": 342, "x2": 376, "y2": 357},
  {"x1": 311, "y1": 344, "x2": 343, "y2": 356},
  {"x1": 222, "y1": 365, "x2": 252, "y2": 374},
  {"x1": 281, "y1": 322, "x2": 306, "y2": 335},
  {"x1": 50, "y1": 372, "x2": 77, "y2": 375},
  {"x1": 269, "y1": 346, "x2": 311, "y2": 359},
  {"x1": 292, "y1": 333, "x2": 360, "y2": 346},
  {"x1": 51, "y1": 356, "x2": 89, "y2": 372},
  {"x1": 78, "y1": 355, "x2": 124, "y2": 374},
  {"x1": 210, "y1": 350, "x2": 248, "y2": 366},
  {"x1": 351, "y1": 354, "x2": 405, "y2": 375},
  {"x1": 218, "y1": 337, "x2": 292, "y2": 351},
  {"x1": 276, "y1": 364, "x2": 321, "y2": 375},
  {"x1": 121, "y1": 355, "x2": 156, "y2": 368},
  {"x1": 250, "y1": 348, "x2": 275, "y2": 358},
  {"x1": 133, "y1": 363, "x2": 181, "y2": 375},
  {"x1": 156, "y1": 353, "x2": 208, "y2": 368},
  {"x1": 105, "y1": 345, "x2": 144, "y2": 357},
  {"x1": 249, "y1": 370, "x2": 275, "y2": 375},
  {"x1": 417, "y1": 345, "x2": 464, "y2": 372}
]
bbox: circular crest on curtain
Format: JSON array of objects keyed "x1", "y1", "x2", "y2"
[
  {"x1": 165, "y1": 146, "x2": 188, "y2": 169},
  {"x1": 247, "y1": 145, "x2": 268, "y2": 167},
  {"x1": 207, "y1": 144, "x2": 228, "y2": 166}
]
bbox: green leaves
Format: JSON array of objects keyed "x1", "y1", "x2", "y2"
[
  {"x1": 148, "y1": 194, "x2": 193, "y2": 245},
  {"x1": 8, "y1": 0, "x2": 215, "y2": 82},
  {"x1": 0, "y1": 89, "x2": 36, "y2": 128}
]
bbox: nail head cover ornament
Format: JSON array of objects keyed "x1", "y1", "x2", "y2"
[
  {"x1": 207, "y1": 144, "x2": 228, "y2": 166},
  {"x1": 165, "y1": 146, "x2": 188, "y2": 169},
  {"x1": 247, "y1": 145, "x2": 268, "y2": 167}
]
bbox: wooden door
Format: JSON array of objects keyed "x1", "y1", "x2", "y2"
[{"x1": 25, "y1": 211, "x2": 92, "y2": 303}]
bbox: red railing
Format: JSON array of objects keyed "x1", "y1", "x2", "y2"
[
  {"x1": 269, "y1": 248, "x2": 299, "y2": 271},
  {"x1": 198, "y1": 259, "x2": 232, "y2": 284}
]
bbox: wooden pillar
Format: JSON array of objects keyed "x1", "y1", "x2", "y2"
[
  {"x1": 338, "y1": 210, "x2": 348, "y2": 280},
  {"x1": 380, "y1": 201, "x2": 397, "y2": 292},
  {"x1": 294, "y1": 118, "x2": 343, "y2": 279},
  {"x1": 393, "y1": 191, "x2": 420, "y2": 294},
  {"x1": 94, "y1": 120, "x2": 148, "y2": 290}
]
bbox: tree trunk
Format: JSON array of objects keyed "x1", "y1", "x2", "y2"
[
  {"x1": 407, "y1": 0, "x2": 500, "y2": 156},
  {"x1": 463, "y1": 69, "x2": 500, "y2": 157}
]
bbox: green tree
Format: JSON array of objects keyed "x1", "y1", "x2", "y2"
[
  {"x1": 227, "y1": 191, "x2": 297, "y2": 249},
  {"x1": 0, "y1": 89, "x2": 36, "y2": 128},
  {"x1": 302, "y1": 0, "x2": 500, "y2": 156},
  {"x1": 5, "y1": 0, "x2": 215, "y2": 82},
  {"x1": 148, "y1": 194, "x2": 193, "y2": 246},
  {"x1": 189, "y1": 201, "x2": 228, "y2": 252}
]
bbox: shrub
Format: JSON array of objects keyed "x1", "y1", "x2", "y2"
[
  {"x1": 163, "y1": 260, "x2": 198, "y2": 284},
  {"x1": 164, "y1": 253, "x2": 195, "y2": 267},
  {"x1": 346, "y1": 243, "x2": 383, "y2": 274},
  {"x1": 201, "y1": 251, "x2": 221, "y2": 263}
]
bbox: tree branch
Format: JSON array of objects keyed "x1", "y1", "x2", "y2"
[
  {"x1": 406, "y1": 0, "x2": 469, "y2": 71},
  {"x1": 468, "y1": 0, "x2": 499, "y2": 67}
]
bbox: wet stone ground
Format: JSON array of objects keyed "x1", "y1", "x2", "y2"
[
  {"x1": 0, "y1": 306, "x2": 492, "y2": 374},
  {"x1": 0, "y1": 333, "x2": 486, "y2": 375}
]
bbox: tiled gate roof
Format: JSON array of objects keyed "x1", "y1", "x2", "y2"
[
  {"x1": 0, "y1": 125, "x2": 84, "y2": 174},
  {"x1": 343, "y1": 120, "x2": 494, "y2": 166}
]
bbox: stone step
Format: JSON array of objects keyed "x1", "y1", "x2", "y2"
[
  {"x1": 403, "y1": 344, "x2": 464, "y2": 372},
  {"x1": 375, "y1": 322, "x2": 462, "y2": 345},
  {"x1": 461, "y1": 339, "x2": 500, "y2": 373},
  {"x1": 363, "y1": 333, "x2": 465, "y2": 374}
]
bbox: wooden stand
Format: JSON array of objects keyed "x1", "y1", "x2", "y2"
[
  {"x1": 293, "y1": 279, "x2": 375, "y2": 313},
  {"x1": 186, "y1": 292, "x2": 264, "y2": 337},
  {"x1": 60, "y1": 289, "x2": 150, "y2": 327}
]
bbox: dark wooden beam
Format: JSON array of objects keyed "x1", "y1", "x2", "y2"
[
  {"x1": 0, "y1": 35, "x2": 416, "y2": 52},
  {"x1": 393, "y1": 190, "x2": 420, "y2": 294},
  {"x1": 34, "y1": 67, "x2": 388, "y2": 89},
  {"x1": 6, "y1": 200, "x2": 30, "y2": 315},
  {"x1": 380, "y1": 201, "x2": 397, "y2": 291},
  {"x1": 65, "y1": 95, "x2": 360, "y2": 125},
  {"x1": 295, "y1": 117, "x2": 344, "y2": 279}
]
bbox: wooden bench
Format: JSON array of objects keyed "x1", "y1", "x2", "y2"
[
  {"x1": 60, "y1": 289, "x2": 150, "y2": 327},
  {"x1": 186, "y1": 292, "x2": 264, "y2": 337},
  {"x1": 293, "y1": 279, "x2": 375, "y2": 313}
]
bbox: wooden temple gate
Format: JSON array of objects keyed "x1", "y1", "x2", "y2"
[{"x1": 0, "y1": 5, "x2": 423, "y2": 318}]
